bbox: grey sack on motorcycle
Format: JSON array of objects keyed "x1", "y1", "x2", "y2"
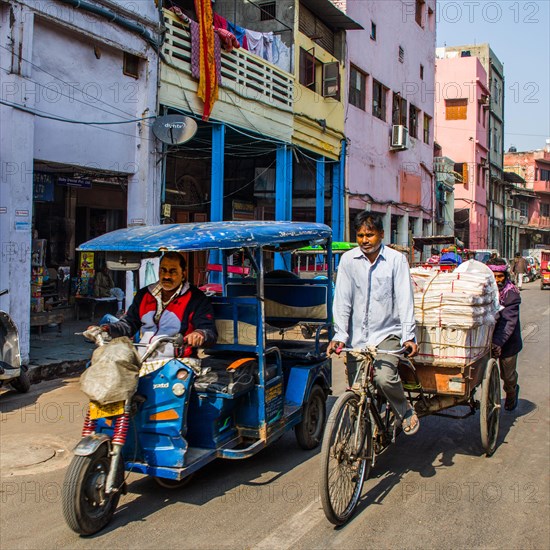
[{"x1": 80, "y1": 337, "x2": 140, "y2": 405}]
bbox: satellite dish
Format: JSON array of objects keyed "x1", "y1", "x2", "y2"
[{"x1": 153, "y1": 115, "x2": 198, "y2": 145}]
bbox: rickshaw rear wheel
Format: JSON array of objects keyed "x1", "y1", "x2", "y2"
[
  {"x1": 480, "y1": 358, "x2": 501, "y2": 457},
  {"x1": 320, "y1": 391, "x2": 371, "y2": 525},
  {"x1": 295, "y1": 384, "x2": 326, "y2": 450},
  {"x1": 153, "y1": 474, "x2": 194, "y2": 489},
  {"x1": 62, "y1": 444, "x2": 122, "y2": 535}
]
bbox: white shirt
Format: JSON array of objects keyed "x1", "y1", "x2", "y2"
[{"x1": 332, "y1": 244, "x2": 416, "y2": 348}]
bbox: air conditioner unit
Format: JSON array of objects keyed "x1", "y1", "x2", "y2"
[
  {"x1": 481, "y1": 158, "x2": 488, "y2": 167},
  {"x1": 506, "y1": 198, "x2": 514, "y2": 207},
  {"x1": 391, "y1": 125, "x2": 409, "y2": 150}
]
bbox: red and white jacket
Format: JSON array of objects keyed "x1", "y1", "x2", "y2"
[{"x1": 108, "y1": 282, "x2": 217, "y2": 357}]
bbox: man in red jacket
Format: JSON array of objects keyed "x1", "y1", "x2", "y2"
[
  {"x1": 101, "y1": 252, "x2": 217, "y2": 357},
  {"x1": 487, "y1": 258, "x2": 522, "y2": 411}
]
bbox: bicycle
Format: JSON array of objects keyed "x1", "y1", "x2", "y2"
[{"x1": 319, "y1": 345, "x2": 411, "y2": 525}]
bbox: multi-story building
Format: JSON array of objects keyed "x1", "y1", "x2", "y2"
[
  {"x1": 504, "y1": 142, "x2": 550, "y2": 252},
  {"x1": 336, "y1": 0, "x2": 436, "y2": 246},
  {"x1": 0, "y1": 0, "x2": 162, "y2": 361},
  {"x1": 434, "y1": 54, "x2": 490, "y2": 249},
  {"x1": 160, "y1": 0, "x2": 361, "y2": 272},
  {"x1": 436, "y1": 44, "x2": 506, "y2": 254},
  {"x1": 433, "y1": 153, "x2": 459, "y2": 236}
]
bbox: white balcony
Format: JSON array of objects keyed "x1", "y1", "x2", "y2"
[
  {"x1": 519, "y1": 215, "x2": 529, "y2": 225},
  {"x1": 506, "y1": 207, "x2": 521, "y2": 224},
  {"x1": 160, "y1": 11, "x2": 294, "y2": 140}
]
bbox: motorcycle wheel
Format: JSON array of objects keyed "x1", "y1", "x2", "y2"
[
  {"x1": 10, "y1": 366, "x2": 30, "y2": 393},
  {"x1": 62, "y1": 444, "x2": 122, "y2": 535}
]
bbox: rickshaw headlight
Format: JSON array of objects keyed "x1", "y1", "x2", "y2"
[
  {"x1": 176, "y1": 369, "x2": 189, "y2": 381},
  {"x1": 172, "y1": 382, "x2": 185, "y2": 396}
]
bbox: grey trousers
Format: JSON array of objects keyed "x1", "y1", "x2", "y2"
[
  {"x1": 345, "y1": 335, "x2": 410, "y2": 421},
  {"x1": 500, "y1": 354, "x2": 519, "y2": 395}
]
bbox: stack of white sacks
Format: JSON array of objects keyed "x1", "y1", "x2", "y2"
[{"x1": 410, "y1": 261, "x2": 500, "y2": 366}]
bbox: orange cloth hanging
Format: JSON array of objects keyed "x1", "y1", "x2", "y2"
[{"x1": 194, "y1": 0, "x2": 218, "y2": 120}]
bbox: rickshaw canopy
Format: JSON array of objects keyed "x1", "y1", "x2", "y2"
[{"x1": 77, "y1": 221, "x2": 332, "y2": 254}]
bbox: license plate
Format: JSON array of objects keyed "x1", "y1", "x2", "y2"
[{"x1": 89, "y1": 401, "x2": 125, "y2": 420}]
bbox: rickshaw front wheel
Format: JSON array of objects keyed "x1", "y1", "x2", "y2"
[{"x1": 295, "y1": 385, "x2": 326, "y2": 450}]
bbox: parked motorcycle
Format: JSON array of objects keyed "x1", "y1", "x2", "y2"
[{"x1": 0, "y1": 289, "x2": 31, "y2": 393}]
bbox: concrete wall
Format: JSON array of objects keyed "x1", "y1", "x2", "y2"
[
  {"x1": 435, "y1": 56, "x2": 489, "y2": 248},
  {"x1": 0, "y1": 0, "x2": 161, "y2": 361},
  {"x1": 343, "y1": 0, "x2": 436, "y2": 228}
]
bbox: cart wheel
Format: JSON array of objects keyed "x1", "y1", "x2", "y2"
[
  {"x1": 480, "y1": 358, "x2": 501, "y2": 457},
  {"x1": 319, "y1": 391, "x2": 371, "y2": 525},
  {"x1": 295, "y1": 384, "x2": 326, "y2": 450}
]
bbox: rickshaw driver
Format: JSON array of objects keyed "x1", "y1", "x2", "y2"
[
  {"x1": 327, "y1": 211, "x2": 420, "y2": 435},
  {"x1": 98, "y1": 251, "x2": 217, "y2": 357}
]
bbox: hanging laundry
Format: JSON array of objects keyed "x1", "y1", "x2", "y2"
[
  {"x1": 213, "y1": 12, "x2": 228, "y2": 30},
  {"x1": 244, "y1": 29, "x2": 263, "y2": 57},
  {"x1": 189, "y1": 17, "x2": 222, "y2": 85},
  {"x1": 194, "y1": 0, "x2": 219, "y2": 120},
  {"x1": 228, "y1": 21, "x2": 248, "y2": 50},
  {"x1": 272, "y1": 35, "x2": 292, "y2": 73},
  {"x1": 262, "y1": 31, "x2": 274, "y2": 63},
  {"x1": 215, "y1": 28, "x2": 240, "y2": 53}
]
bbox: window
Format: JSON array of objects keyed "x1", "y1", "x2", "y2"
[
  {"x1": 370, "y1": 21, "x2": 376, "y2": 40},
  {"x1": 540, "y1": 169, "x2": 550, "y2": 181},
  {"x1": 409, "y1": 104, "x2": 419, "y2": 138},
  {"x1": 420, "y1": 64, "x2": 424, "y2": 80},
  {"x1": 322, "y1": 62, "x2": 340, "y2": 99},
  {"x1": 392, "y1": 93, "x2": 407, "y2": 126},
  {"x1": 493, "y1": 130, "x2": 499, "y2": 152},
  {"x1": 423, "y1": 114, "x2": 431, "y2": 144},
  {"x1": 349, "y1": 65, "x2": 367, "y2": 110},
  {"x1": 415, "y1": 0, "x2": 425, "y2": 27},
  {"x1": 259, "y1": 1, "x2": 276, "y2": 21},
  {"x1": 123, "y1": 52, "x2": 140, "y2": 78},
  {"x1": 541, "y1": 203, "x2": 550, "y2": 217},
  {"x1": 493, "y1": 80, "x2": 500, "y2": 106},
  {"x1": 299, "y1": 48, "x2": 316, "y2": 90},
  {"x1": 445, "y1": 98, "x2": 468, "y2": 120},
  {"x1": 519, "y1": 202, "x2": 528, "y2": 217},
  {"x1": 398, "y1": 46, "x2": 405, "y2": 63},
  {"x1": 372, "y1": 79, "x2": 388, "y2": 121}
]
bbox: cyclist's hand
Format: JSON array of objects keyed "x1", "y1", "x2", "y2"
[
  {"x1": 403, "y1": 340, "x2": 418, "y2": 358},
  {"x1": 491, "y1": 344, "x2": 502, "y2": 358},
  {"x1": 327, "y1": 340, "x2": 345, "y2": 356}
]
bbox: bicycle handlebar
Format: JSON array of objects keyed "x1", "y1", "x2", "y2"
[{"x1": 339, "y1": 346, "x2": 408, "y2": 356}]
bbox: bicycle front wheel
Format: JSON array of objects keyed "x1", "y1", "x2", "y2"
[{"x1": 320, "y1": 391, "x2": 372, "y2": 525}]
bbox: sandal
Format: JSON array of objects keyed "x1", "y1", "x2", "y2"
[
  {"x1": 402, "y1": 409, "x2": 420, "y2": 436},
  {"x1": 504, "y1": 385, "x2": 520, "y2": 411}
]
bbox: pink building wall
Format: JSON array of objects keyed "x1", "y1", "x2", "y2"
[
  {"x1": 435, "y1": 56, "x2": 490, "y2": 248},
  {"x1": 343, "y1": 1, "x2": 436, "y2": 230}
]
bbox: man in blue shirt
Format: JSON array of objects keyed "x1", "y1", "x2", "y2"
[{"x1": 327, "y1": 211, "x2": 420, "y2": 434}]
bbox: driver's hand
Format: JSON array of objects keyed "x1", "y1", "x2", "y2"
[
  {"x1": 327, "y1": 340, "x2": 345, "y2": 356},
  {"x1": 491, "y1": 344, "x2": 502, "y2": 358},
  {"x1": 403, "y1": 340, "x2": 418, "y2": 358},
  {"x1": 184, "y1": 330, "x2": 205, "y2": 348}
]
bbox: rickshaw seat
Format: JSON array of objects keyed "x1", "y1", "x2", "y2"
[{"x1": 194, "y1": 355, "x2": 256, "y2": 395}]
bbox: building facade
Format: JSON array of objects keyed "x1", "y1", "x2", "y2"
[
  {"x1": 437, "y1": 44, "x2": 506, "y2": 254},
  {"x1": 504, "y1": 143, "x2": 550, "y2": 252},
  {"x1": 434, "y1": 55, "x2": 490, "y2": 249},
  {"x1": 337, "y1": 0, "x2": 436, "y2": 247},
  {"x1": 0, "y1": 0, "x2": 162, "y2": 361}
]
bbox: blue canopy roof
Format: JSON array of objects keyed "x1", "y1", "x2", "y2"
[{"x1": 77, "y1": 221, "x2": 332, "y2": 253}]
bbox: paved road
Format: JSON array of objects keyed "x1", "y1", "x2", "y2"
[{"x1": 1, "y1": 280, "x2": 548, "y2": 549}]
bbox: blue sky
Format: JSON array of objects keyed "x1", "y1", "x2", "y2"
[{"x1": 436, "y1": 0, "x2": 550, "y2": 152}]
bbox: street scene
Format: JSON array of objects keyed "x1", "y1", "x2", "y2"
[{"x1": 1, "y1": 0, "x2": 549, "y2": 548}]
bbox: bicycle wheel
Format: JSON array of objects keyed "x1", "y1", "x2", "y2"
[{"x1": 320, "y1": 391, "x2": 372, "y2": 525}]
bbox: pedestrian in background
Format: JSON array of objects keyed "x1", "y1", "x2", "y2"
[
  {"x1": 511, "y1": 252, "x2": 528, "y2": 290},
  {"x1": 487, "y1": 258, "x2": 522, "y2": 411}
]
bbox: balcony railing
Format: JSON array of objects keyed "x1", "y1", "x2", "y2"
[
  {"x1": 162, "y1": 11, "x2": 294, "y2": 112},
  {"x1": 519, "y1": 215, "x2": 529, "y2": 225},
  {"x1": 506, "y1": 207, "x2": 520, "y2": 223}
]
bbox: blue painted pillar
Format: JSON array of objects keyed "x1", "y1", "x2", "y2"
[
  {"x1": 316, "y1": 156, "x2": 325, "y2": 224},
  {"x1": 331, "y1": 140, "x2": 346, "y2": 241},
  {"x1": 275, "y1": 144, "x2": 293, "y2": 269},
  {"x1": 210, "y1": 123, "x2": 225, "y2": 270}
]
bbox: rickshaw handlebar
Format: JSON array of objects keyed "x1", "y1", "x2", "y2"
[{"x1": 340, "y1": 346, "x2": 408, "y2": 356}]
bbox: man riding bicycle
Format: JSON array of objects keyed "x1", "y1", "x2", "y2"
[{"x1": 327, "y1": 211, "x2": 420, "y2": 435}]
